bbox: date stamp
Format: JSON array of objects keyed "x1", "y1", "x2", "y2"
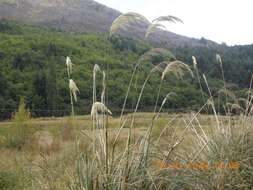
[{"x1": 156, "y1": 161, "x2": 240, "y2": 170}]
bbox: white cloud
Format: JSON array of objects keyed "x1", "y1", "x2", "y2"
[{"x1": 96, "y1": 0, "x2": 253, "y2": 45}]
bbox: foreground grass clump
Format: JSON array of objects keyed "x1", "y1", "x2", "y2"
[
  {"x1": 3, "y1": 98, "x2": 34, "y2": 150},
  {"x1": 69, "y1": 114, "x2": 253, "y2": 189},
  {"x1": 68, "y1": 12, "x2": 253, "y2": 189},
  {"x1": 0, "y1": 113, "x2": 252, "y2": 190}
]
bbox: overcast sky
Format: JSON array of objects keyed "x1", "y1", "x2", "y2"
[{"x1": 96, "y1": 0, "x2": 253, "y2": 45}]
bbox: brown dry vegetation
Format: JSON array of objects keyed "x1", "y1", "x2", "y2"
[{"x1": 0, "y1": 113, "x2": 252, "y2": 190}]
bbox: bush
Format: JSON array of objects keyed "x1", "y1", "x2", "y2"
[{"x1": 5, "y1": 98, "x2": 33, "y2": 150}]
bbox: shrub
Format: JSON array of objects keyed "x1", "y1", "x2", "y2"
[{"x1": 5, "y1": 98, "x2": 33, "y2": 150}]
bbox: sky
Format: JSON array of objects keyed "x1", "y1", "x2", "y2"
[{"x1": 95, "y1": 0, "x2": 253, "y2": 45}]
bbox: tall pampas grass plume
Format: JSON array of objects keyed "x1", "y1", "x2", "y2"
[
  {"x1": 69, "y1": 79, "x2": 79, "y2": 102},
  {"x1": 145, "y1": 23, "x2": 166, "y2": 39},
  {"x1": 154, "y1": 60, "x2": 193, "y2": 113},
  {"x1": 91, "y1": 102, "x2": 112, "y2": 118},
  {"x1": 192, "y1": 56, "x2": 197, "y2": 68},
  {"x1": 101, "y1": 71, "x2": 106, "y2": 104},
  {"x1": 66, "y1": 56, "x2": 73, "y2": 78},
  {"x1": 216, "y1": 54, "x2": 222, "y2": 66},
  {"x1": 152, "y1": 15, "x2": 183, "y2": 24},
  {"x1": 162, "y1": 60, "x2": 193, "y2": 80},
  {"x1": 93, "y1": 64, "x2": 101, "y2": 103},
  {"x1": 146, "y1": 15, "x2": 183, "y2": 39},
  {"x1": 110, "y1": 12, "x2": 149, "y2": 36}
]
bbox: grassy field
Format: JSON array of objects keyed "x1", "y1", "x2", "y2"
[{"x1": 0, "y1": 112, "x2": 252, "y2": 190}]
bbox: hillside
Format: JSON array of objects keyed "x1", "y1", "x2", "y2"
[
  {"x1": 0, "y1": 0, "x2": 120, "y2": 32},
  {"x1": 0, "y1": 21, "x2": 252, "y2": 119},
  {"x1": 0, "y1": 0, "x2": 220, "y2": 48}
]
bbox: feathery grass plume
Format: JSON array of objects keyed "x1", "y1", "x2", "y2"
[
  {"x1": 139, "y1": 48, "x2": 176, "y2": 64},
  {"x1": 66, "y1": 56, "x2": 73, "y2": 78},
  {"x1": 91, "y1": 101, "x2": 112, "y2": 164},
  {"x1": 101, "y1": 71, "x2": 106, "y2": 104},
  {"x1": 216, "y1": 53, "x2": 226, "y2": 84},
  {"x1": 69, "y1": 79, "x2": 79, "y2": 102},
  {"x1": 192, "y1": 56, "x2": 207, "y2": 108},
  {"x1": 192, "y1": 55, "x2": 197, "y2": 68},
  {"x1": 161, "y1": 60, "x2": 193, "y2": 80},
  {"x1": 216, "y1": 53, "x2": 222, "y2": 66},
  {"x1": 93, "y1": 64, "x2": 101, "y2": 103},
  {"x1": 92, "y1": 64, "x2": 101, "y2": 155},
  {"x1": 154, "y1": 60, "x2": 193, "y2": 113},
  {"x1": 110, "y1": 12, "x2": 149, "y2": 36},
  {"x1": 69, "y1": 79, "x2": 79, "y2": 116},
  {"x1": 145, "y1": 15, "x2": 183, "y2": 39},
  {"x1": 145, "y1": 23, "x2": 165, "y2": 39},
  {"x1": 91, "y1": 102, "x2": 112, "y2": 130},
  {"x1": 152, "y1": 15, "x2": 183, "y2": 23},
  {"x1": 91, "y1": 102, "x2": 112, "y2": 118}
]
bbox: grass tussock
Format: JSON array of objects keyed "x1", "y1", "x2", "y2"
[{"x1": 3, "y1": 98, "x2": 34, "y2": 150}]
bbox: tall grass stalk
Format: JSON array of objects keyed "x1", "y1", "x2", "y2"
[
  {"x1": 216, "y1": 54, "x2": 228, "y2": 110},
  {"x1": 192, "y1": 56, "x2": 206, "y2": 106},
  {"x1": 203, "y1": 74, "x2": 220, "y2": 130},
  {"x1": 92, "y1": 64, "x2": 101, "y2": 154},
  {"x1": 119, "y1": 63, "x2": 140, "y2": 123},
  {"x1": 69, "y1": 79, "x2": 79, "y2": 116},
  {"x1": 66, "y1": 56, "x2": 73, "y2": 79}
]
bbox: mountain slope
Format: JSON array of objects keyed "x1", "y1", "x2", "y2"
[
  {"x1": 0, "y1": 0, "x2": 120, "y2": 32},
  {"x1": 0, "y1": 0, "x2": 217, "y2": 48}
]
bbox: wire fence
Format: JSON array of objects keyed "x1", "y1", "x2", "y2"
[{"x1": 0, "y1": 106, "x2": 203, "y2": 120}]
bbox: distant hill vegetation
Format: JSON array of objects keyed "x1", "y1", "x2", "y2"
[
  {"x1": 0, "y1": 20, "x2": 252, "y2": 120},
  {"x1": 0, "y1": 0, "x2": 221, "y2": 48}
]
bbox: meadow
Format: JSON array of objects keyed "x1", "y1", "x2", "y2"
[{"x1": 0, "y1": 112, "x2": 252, "y2": 190}]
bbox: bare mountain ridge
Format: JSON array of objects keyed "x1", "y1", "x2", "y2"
[{"x1": 0, "y1": 0, "x2": 218, "y2": 48}]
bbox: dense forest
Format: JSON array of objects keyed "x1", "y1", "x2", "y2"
[{"x1": 0, "y1": 20, "x2": 252, "y2": 119}]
